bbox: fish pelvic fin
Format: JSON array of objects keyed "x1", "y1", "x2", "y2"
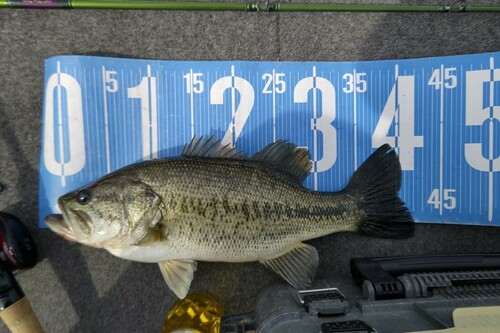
[
  {"x1": 345, "y1": 144, "x2": 414, "y2": 239},
  {"x1": 158, "y1": 260, "x2": 197, "y2": 299},
  {"x1": 252, "y1": 141, "x2": 312, "y2": 184},
  {"x1": 260, "y1": 242, "x2": 318, "y2": 289}
]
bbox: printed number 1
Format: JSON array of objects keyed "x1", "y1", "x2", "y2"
[{"x1": 127, "y1": 66, "x2": 158, "y2": 160}]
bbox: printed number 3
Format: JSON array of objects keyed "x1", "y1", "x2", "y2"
[{"x1": 294, "y1": 70, "x2": 337, "y2": 173}]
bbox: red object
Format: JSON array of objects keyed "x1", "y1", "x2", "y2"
[{"x1": 0, "y1": 212, "x2": 38, "y2": 271}]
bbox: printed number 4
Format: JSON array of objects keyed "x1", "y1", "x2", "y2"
[{"x1": 372, "y1": 74, "x2": 423, "y2": 170}]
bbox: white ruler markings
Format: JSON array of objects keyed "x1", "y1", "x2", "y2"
[
  {"x1": 439, "y1": 64, "x2": 445, "y2": 215},
  {"x1": 56, "y1": 61, "x2": 66, "y2": 186},
  {"x1": 41, "y1": 55, "x2": 500, "y2": 226},
  {"x1": 101, "y1": 66, "x2": 111, "y2": 174},
  {"x1": 488, "y1": 57, "x2": 495, "y2": 222}
]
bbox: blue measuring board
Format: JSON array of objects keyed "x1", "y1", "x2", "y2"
[{"x1": 39, "y1": 53, "x2": 500, "y2": 227}]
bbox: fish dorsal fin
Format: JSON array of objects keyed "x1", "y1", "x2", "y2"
[
  {"x1": 182, "y1": 136, "x2": 246, "y2": 159},
  {"x1": 158, "y1": 260, "x2": 198, "y2": 299},
  {"x1": 260, "y1": 242, "x2": 318, "y2": 289},
  {"x1": 252, "y1": 141, "x2": 312, "y2": 184}
]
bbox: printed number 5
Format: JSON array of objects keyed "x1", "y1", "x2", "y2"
[
  {"x1": 465, "y1": 68, "x2": 500, "y2": 172},
  {"x1": 105, "y1": 70, "x2": 118, "y2": 93}
]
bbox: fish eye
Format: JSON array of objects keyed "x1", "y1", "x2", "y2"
[{"x1": 77, "y1": 189, "x2": 92, "y2": 205}]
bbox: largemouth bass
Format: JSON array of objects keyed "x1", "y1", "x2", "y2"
[{"x1": 46, "y1": 137, "x2": 414, "y2": 298}]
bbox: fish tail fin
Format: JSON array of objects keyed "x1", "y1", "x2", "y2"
[{"x1": 345, "y1": 144, "x2": 414, "y2": 239}]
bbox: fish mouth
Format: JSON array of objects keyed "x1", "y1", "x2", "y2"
[
  {"x1": 45, "y1": 214, "x2": 77, "y2": 242},
  {"x1": 46, "y1": 206, "x2": 92, "y2": 241},
  {"x1": 70, "y1": 209, "x2": 92, "y2": 236}
]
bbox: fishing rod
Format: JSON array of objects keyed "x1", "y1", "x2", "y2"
[
  {"x1": 1, "y1": 0, "x2": 500, "y2": 12},
  {"x1": 0, "y1": 212, "x2": 43, "y2": 333}
]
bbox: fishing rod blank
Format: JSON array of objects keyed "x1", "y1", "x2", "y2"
[{"x1": 1, "y1": 0, "x2": 500, "y2": 12}]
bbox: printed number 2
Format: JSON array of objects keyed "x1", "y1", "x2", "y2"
[{"x1": 210, "y1": 66, "x2": 255, "y2": 147}]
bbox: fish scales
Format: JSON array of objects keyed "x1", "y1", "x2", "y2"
[
  {"x1": 127, "y1": 158, "x2": 362, "y2": 262},
  {"x1": 46, "y1": 138, "x2": 414, "y2": 299}
]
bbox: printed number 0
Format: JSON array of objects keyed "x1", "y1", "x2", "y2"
[{"x1": 43, "y1": 71, "x2": 85, "y2": 184}]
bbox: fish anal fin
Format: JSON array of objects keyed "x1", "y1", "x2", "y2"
[
  {"x1": 252, "y1": 141, "x2": 312, "y2": 184},
  {"x1": 159, "y1": 260, "x2": 198, "y2": 299},
  {"x1": 260, "y1": 242, "x2": 318, "y2": 289}
]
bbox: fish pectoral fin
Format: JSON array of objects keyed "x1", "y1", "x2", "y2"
[
  {"x1": 158, "y1": 260, "x2": 197, "y2": 299},
  {"x1": 260, "y1": 242, "x2": 319, "y2": 289},
  {"x1": 133, "y1": 224, "x2": 166, "y2": 246}
]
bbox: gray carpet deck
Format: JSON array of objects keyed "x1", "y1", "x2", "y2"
[{"x1": 1, "y1": 5, "x2": 500, "y2": 332}]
